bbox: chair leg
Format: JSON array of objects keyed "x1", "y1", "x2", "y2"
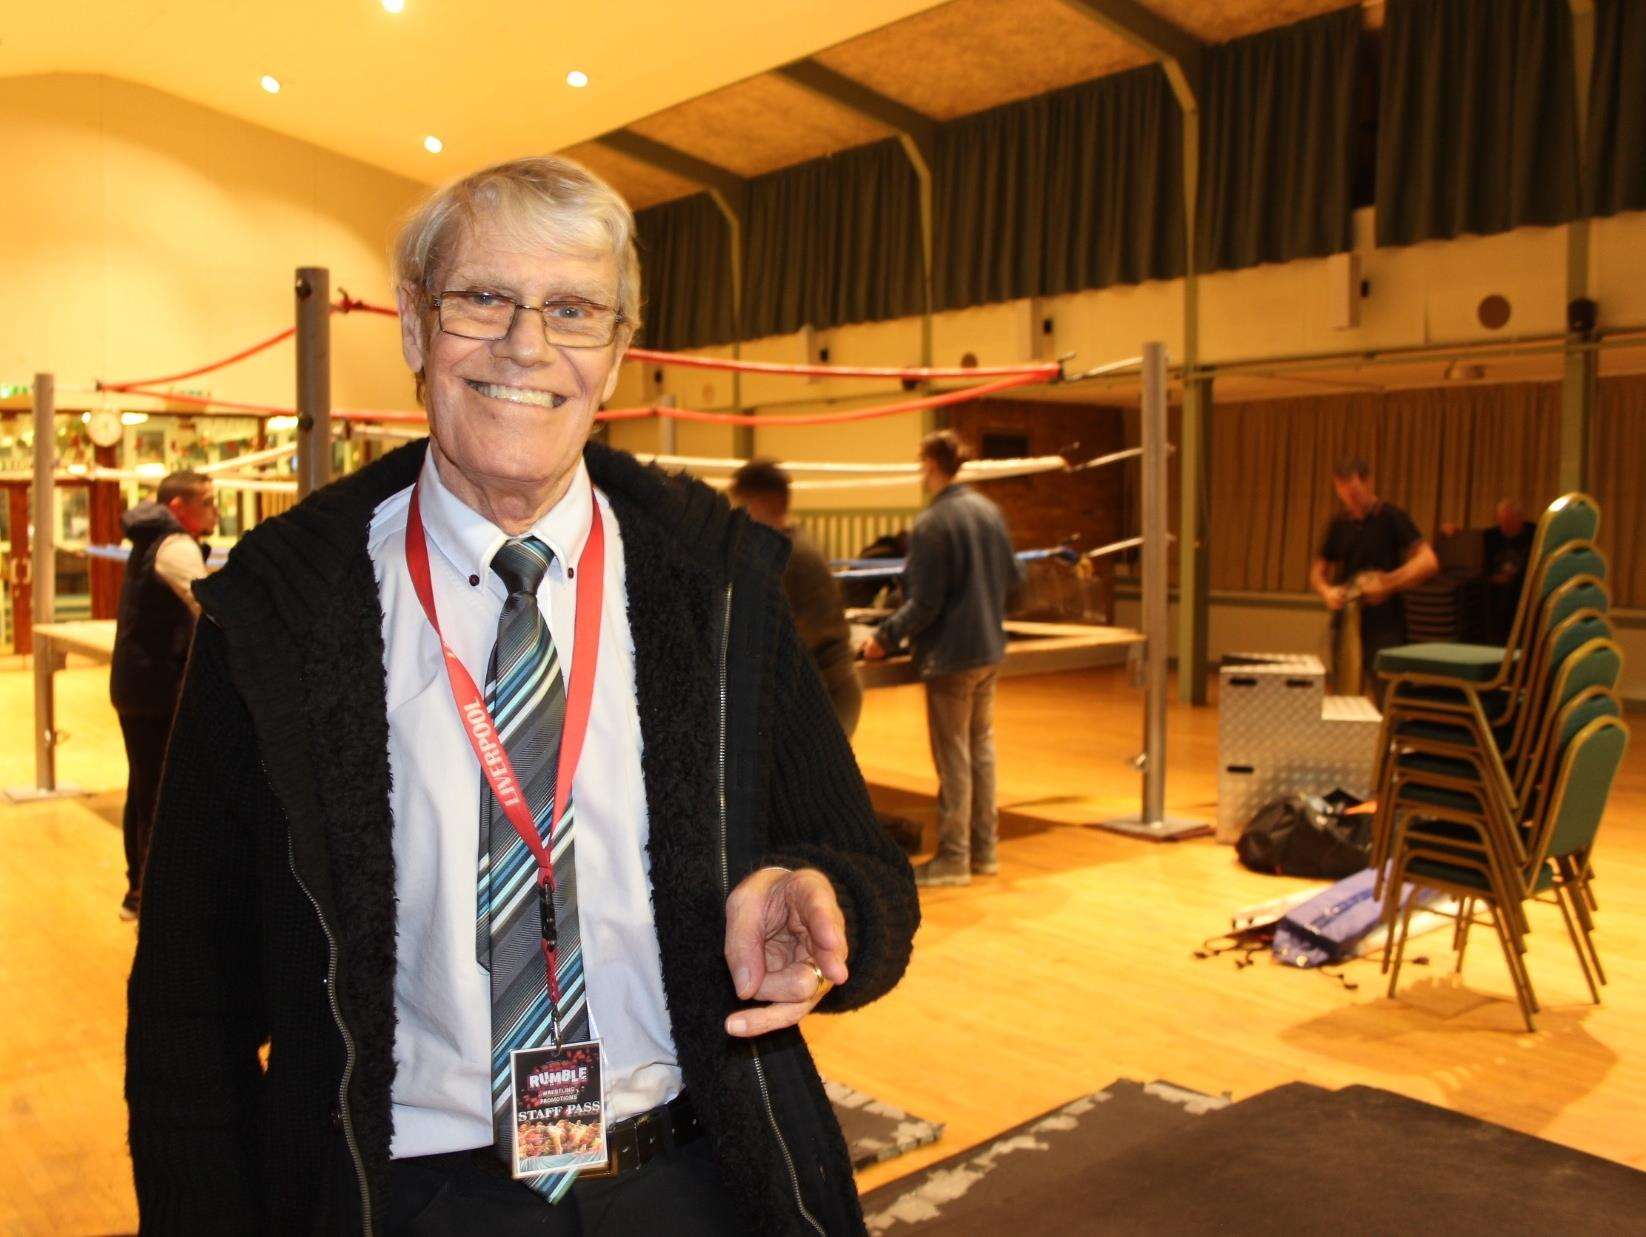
[
  {"x1": 1560, "y1": 855, "x2": 1597, "y2": 934},
  {"x1": 1486, "y1": 901, "x2": 1537, "y2": 1032},
  {"x1": 1387, "y1": 893, "x2": 1417, "y2": 1000},
  {"x1": 1379, "y1": 861, "x2": 1407, "y2": 976},
  {"x1": 1455, "y1": 898, "x2": 1474, "y2": 975},
  {"x1": 1559, "y1": 867, "x2": 1607, "y2": 987},
  {"x1": 1554, "y1": 886, "x2": 1602, "y2": 1005}
]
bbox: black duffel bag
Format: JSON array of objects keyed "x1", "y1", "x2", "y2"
[{"x1": 1235, "y1": 793, "x2": 1371, "y2": 880}]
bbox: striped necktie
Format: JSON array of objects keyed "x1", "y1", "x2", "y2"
[{"x1": 477, "y1": 535, "x2": 589, "y2": 1201}]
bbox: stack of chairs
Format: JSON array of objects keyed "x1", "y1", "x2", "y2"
[{"x1": 1366, "y1": 494, "x2": 1631, "y2": 1030}]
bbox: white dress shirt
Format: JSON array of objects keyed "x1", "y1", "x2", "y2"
[{"x1": 369, "y1": 450, "x2": 682, "y2": 1158}]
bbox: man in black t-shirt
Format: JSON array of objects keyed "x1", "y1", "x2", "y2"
[{"x1": 1310, "y1": 456, "x2": 1439, "y2": 706}]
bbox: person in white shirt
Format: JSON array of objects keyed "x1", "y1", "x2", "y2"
[
  {"x1": 109, "y1": 470, "x2": 216, "y2": 919},
  {"x1": 127, "y1": 156, "x2": 917, "y2": 1236}
]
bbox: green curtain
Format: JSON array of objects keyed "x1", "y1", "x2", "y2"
[
  {"x1": 1586, "y1": 0, "x2": 1646, "y2": 218},
  {"x1": 1375, "y1": 0, "x2": 1580, "y2": 247},
  {"x1": 1197, "y1": 8, "x2": 1359, "y2": 273},
  {"x1": 633, "y1": 192, "x2": 736, "y2": 352},
  {"x1": 740, "y1": 139, "x2": 923, "y2": 339},
  {"x1": 933, "y1": 65, "x2": 1184, "y2": 311}
]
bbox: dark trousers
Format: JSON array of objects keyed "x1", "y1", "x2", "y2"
[
  {"x1": 386, "y1": 1140, "x2": 742, "y2": 1236},
  {"x1": 1359, "y1": 615, "x2": 1408, "y2": 712},
  {"x1": 118, "y1": 710, "x2": 172, "y2": 902}
]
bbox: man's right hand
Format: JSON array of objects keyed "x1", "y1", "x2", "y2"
[
  {"x1": 1322, "y1": 586, "x2": 1348, "y2": 613},
  {"x1": 861, "y1": 635, "x2": 888, "y2": 661}
]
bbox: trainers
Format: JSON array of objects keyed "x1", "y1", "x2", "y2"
[
  {"x1": 913, "y1": 858, "x2": 971, "y2": 888},
  {"x1": 119, "y1": 893, "x2": 140, "y2": 922},
  {"x1": 971, "y1": 857, "x2": 1000, "y2": 876}
]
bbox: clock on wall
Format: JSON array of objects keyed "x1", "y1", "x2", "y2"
[{"x1": 86, "y1": 409, "x2": 124, "y2": 448}]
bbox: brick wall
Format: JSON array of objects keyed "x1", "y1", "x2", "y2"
[{"x1": 946, "y1": 399, "x2": 1128, "y2": 554}]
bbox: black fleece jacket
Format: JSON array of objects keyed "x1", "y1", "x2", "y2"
[{"x1": 125, "y1": 439, "x2": 918, "y2": 1235}]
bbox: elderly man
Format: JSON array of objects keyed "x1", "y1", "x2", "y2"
[{"x1": 127, "y1": 157, "x2": 916, "y2": 1236}]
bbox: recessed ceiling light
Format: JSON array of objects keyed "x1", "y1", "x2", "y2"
[
  {"x1": 382, "y1": 0, "x2": 405, "y2": 12},
  {"x1": 423, "y1": 135, "x2": 443, "y2": 154},
  {"x1": 566, "y1": 70, "x2": 589, "y2": 88},
  {"x1": 260, "y1": 74, "x2": 282, "y2": 94}
]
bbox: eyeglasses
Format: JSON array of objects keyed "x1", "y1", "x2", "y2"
[{"x1": 430, "y1": 289, "x2": 626, "y2": 349}]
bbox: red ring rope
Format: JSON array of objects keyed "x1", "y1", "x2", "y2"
[
  {"x1": 98, "y1": 326, "x2": 297, "y2": 392},
  {"x1": 329, "y1": 297, "x2": 1062, "y2": 381},
  {"x1": 97, "y1": 296, "x2": 1060, "y2": 426},
  {"x1": 624, "y1": 347, "x2": 1058, "y2": 382}
]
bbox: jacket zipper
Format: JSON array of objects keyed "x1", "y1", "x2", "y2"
[
  {"x1": 716, "y1": 582, "x2": 826, "y2": 1236},
  {"x1": 274, "y1": 769, "x2": 373, "y2": 1237}
]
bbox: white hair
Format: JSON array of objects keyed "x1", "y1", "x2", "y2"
[{"x1": 393, "y1": 155, "x2": 641, "y2": 332}]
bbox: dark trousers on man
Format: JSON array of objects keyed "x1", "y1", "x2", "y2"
[
  {"x1": 1359, "y1": 610, "x2": 1408, "y2": 712},
  {"x1": 386, "y1": 1139, "x2": 741, "y2": 1235},
  {"x1": 924, "y1": 665, "x2": 999, "y2": 868},
  {"x1": 118, "y1": 710, "x2": 172, "y2": 909}
]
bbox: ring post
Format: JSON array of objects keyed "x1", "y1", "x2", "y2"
[
  {"x1": 295, "y1": 267, "x2": 332, "y2": 498},
  {"x1": 7, "y1": 373, "x2": 85, "y2": 802},
  {"x1": 1095, "y1": 343, "x2": 1208, "y2": 842}
]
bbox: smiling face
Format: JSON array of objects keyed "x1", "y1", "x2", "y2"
[{"x1": 398, "y1": 210, "x2": 627, "y2": 520}]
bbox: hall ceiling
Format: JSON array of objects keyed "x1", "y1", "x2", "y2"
[
  {"x1": 582, "y1": 0, "x2": 1359, "y2": 206},
  {"x1": 2, "y1": 0, "x2": 1360, "y2": 204},
  {"x1": 0, "y1": 0, "x2": 952, "y2": 185}
]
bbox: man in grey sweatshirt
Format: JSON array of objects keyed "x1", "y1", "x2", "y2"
[{"x1": 864, "y1": 431, "x2": 1023, "y2": 886}]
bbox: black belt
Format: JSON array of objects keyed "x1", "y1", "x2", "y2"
[{"x1": 460, "y1": 1091, "x2": 703, "y2": 1183}]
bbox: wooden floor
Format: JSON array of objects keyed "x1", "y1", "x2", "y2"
[{"x1": 3, "y1": 659, "x2": 1644, "y2": 1233}]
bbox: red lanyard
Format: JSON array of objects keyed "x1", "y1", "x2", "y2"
[{"x1": 404, "y1": 479, "x2": 605, "y2": 1010}]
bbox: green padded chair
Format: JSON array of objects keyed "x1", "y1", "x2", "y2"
[
  {"x1": 1373, "y1": 492, "x2": 1599, "y2": 695},
  {"x1": 1371, "y1": 615, "x2": 1617, "y2": 876},
  {"x1": 1379, "y1": 673, "x2": 1621, "y2": 946},
  {"x1": 1376, "y1": 539, "x2": 1606, "y2": 720},
  {"x1": 1383, "y1": 714, "x2": 1629, "y2": 1031},
  {"x1": 1368, "y1": 597, "x2": 1615, "y2": 890}
]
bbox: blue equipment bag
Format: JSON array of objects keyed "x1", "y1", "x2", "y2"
[{"x1": 1272, "y1": 867, "x2": 1441, "y2": 968}]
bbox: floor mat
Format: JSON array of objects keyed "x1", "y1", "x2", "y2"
[
  {"x1": 859, "y1": 1079, "x2": 1227, "y2": 1232},
  {"x1": 861, "y1": 1079, "x2": 1646, "y2": 1234},
  {"x1": 829, "y1": 1079, "x2": 946, "y2": 1169}
]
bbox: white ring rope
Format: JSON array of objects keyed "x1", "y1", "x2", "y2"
[
  {"x1": 0, "y1": 467, "x2": 298, "y2": 494},
  {"x1": 198, "y1": 443, "x2": 295, "y2": 474}
]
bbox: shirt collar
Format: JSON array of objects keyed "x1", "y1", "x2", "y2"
[{"x1": 417, "y1": 449, "x2": 593, "y2": 593}]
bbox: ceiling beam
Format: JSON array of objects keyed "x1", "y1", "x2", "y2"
[
  {"x1": 1054, "y1": 0, "x2": 1202, "y2": 101},
  {"x1": 775, "y1": 58, "x2": 937, "y2": 158},
  {"x1": 592, "y1": 129, "x2": 747, "y2": 207}
]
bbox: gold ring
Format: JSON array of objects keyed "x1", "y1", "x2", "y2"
[{"x1": 810, "y1": 961, "x2": 828, "y2": 991}]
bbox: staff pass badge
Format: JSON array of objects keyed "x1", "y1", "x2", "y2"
[{"x1": 510, "y1": 1041, "x2": 608, "y2": 1179}]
